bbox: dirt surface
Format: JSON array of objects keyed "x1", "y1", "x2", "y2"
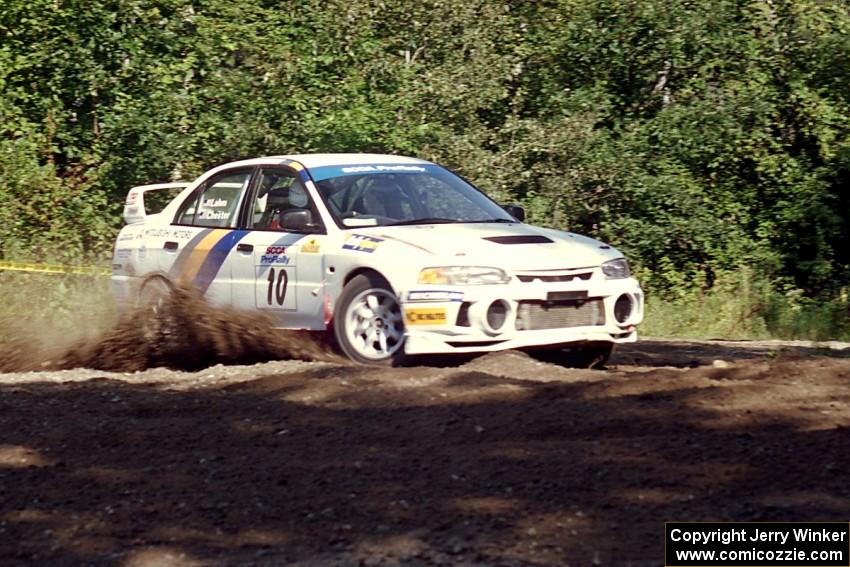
[{"x1": 2, "y1": 333, "x2": 850, "y2": 567}]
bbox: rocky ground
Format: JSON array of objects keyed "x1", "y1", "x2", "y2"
[{"x1": 2, "y1": 335, "x2": 850, "y2": 566}]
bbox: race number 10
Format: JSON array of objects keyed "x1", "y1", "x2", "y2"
[{"x1": 266, "y1": 267, "x2": 288, "y2": 306}]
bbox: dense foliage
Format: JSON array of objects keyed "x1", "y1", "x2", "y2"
[{"x1": 2, "y1": 0, "x2": 850, "y2": 307}]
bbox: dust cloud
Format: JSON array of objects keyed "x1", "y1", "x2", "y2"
[{"x1": 0, "y1": 285, "x2": 336, "y2": 373}]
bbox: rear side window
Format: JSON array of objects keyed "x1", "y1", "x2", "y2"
[
  {"x1": 176, "y1": 170, "x2": 252, "y2": 227},
  {"x1": 146, "y1": 187, "x2": 185, "y2": 215}
]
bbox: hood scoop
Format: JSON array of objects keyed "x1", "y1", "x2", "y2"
[{"x1": 483, "y1": 235, "x2": 554, "y2": 245}]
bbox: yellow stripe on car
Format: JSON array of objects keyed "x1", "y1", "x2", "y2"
[{"x1": 176, "y1": 229, "x2": 230, "y2": 284}]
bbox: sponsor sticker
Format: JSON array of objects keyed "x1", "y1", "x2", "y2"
[
  {"x1": 260, "y1": 254, "x2": 291, "y2": 265},
  {"x1": 404, "y1": 307, "x2": 447, "y2": 325},
  {"x1": 144, "y1": 228, "x2": 194, "y2": 239},
  {"x1": 340, "y1": 165, "x2": 426, "y2": 174},
  {"x1": 266, "y1": 246, "x2": 287, "y2": 255},
  {"x1": 342, "y1": 234, "x2": 383, "y2": 253},
  {"x1": 301, "y1": 238, "x2": 320, "y2": 253},
  {"x1": 407, "y1": 290, "x2": 464, "y2": 302},
  {"x1": 309, "y1": 163, "x2": 440, "y2": 182}
]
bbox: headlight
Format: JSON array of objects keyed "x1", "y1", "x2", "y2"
[
  {"x1": 601, "y1": 258, "x2": 630, "y2": 279},
  {"x1": 418, "y1": 266, "x2": 511, "y2": 285}
]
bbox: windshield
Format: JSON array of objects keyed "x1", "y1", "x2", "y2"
[{"x1": 310, "y1": 164, "x2": 516, "y2": 228}]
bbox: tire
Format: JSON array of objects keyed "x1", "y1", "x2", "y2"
[
  {"x1": 138, "y1": 277, "x2": 172, "y2": 313},
  {"x1": 334, "y1": 273, "x2": 406, "y2": 365},
  {"x1": 137, "y1": 277, "x2": 178, "y2": 359},
  {"x1": 526, "y1": 341, "x2": 614, "y2": 369}
]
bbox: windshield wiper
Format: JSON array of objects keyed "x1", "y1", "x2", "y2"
[
  {"x1": 387, "y1": 217, "x2": 461, "y2": 226},
  {"x1": 465, "y1": 218, "x2": 517, "y2": 224}
]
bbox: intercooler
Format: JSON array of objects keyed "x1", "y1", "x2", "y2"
[{"x1": 515, "y1": 298, "x2": 606, "y2": 330}]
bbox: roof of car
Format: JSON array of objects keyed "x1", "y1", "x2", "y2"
[{"x1": 220, "y1": 153, "x2": 432, "y2": 170}]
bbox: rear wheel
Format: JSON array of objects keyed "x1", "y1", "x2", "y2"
[
  {"x1": 334, "y1": 273, "x2": 405, "y2": 365},
  {"x1": 138, "y1": 277, "x2": 177, "y2": 349},
  {"x1": 138, "y1": 277, "x2": 172, "y2": 314}
]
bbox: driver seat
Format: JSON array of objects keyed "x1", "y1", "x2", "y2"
[{"x1": 352, "y1": 178, "x2": 403, "y2": 218}]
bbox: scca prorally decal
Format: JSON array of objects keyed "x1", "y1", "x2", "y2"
[
  {"x1": 308, "y1": 163, "x2": 438, "y2": 182},
  {"x1": 340, "y1": 165, "x2": 426, "y2": 174},
  {"x1": 261, "y1": 254, "x2": 291, "y2": 265}
]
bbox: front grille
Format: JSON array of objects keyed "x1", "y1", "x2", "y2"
[
  {"x1": 515, "y1": 299, "x2": 605, "y2": 330},
  {"x1": 516, "y1": 272, "x2": 592, "y2": 283}
]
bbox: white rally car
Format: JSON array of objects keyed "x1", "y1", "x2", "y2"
[{"x1": 111, "y1": 154, "x2": 644, "y2": 365}]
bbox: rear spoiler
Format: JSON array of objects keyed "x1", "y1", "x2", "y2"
[{"x1": 123, "y1": 183, "x2": 190, "y2": 225}]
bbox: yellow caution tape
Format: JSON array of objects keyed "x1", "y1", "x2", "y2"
[{"x1": 0, "y1": 261, "x2": 110, "y2": 276}]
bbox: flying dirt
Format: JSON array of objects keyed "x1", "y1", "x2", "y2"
[
  {"x1": 1, "y1": 293, "x2": 850, "y2": 566},
  {"x1": 0, "y1": 285, "x2": 337, "y2": 374}
]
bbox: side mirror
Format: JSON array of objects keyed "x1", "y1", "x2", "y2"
[
  {"x1": 278, "y1": 209, "x2": 316, "y2": 231},
  {"x1": 502, "y1": 204, "x2": 525, "y2": 222}
]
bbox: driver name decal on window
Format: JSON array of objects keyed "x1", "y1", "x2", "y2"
[{"x1": 198, "y1": 210, "x2": 229, "y2": 221}]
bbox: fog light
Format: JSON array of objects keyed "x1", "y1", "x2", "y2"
[
  {"x1": 487, "y1": 300, "x2": 509, "y2": 331},
  {"x1": 614, "y1": 294, "x2": 633, "y2": 324}
]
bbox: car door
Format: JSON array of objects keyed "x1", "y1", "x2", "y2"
[
  {"x1": 230, "y1": 166, "x2": 327, "y2": 329},
  {"x1": 160, "y1": 168, "x2": 254, "y2": 305}
]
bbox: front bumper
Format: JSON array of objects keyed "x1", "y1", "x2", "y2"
[{"x1": 401, "y1": 271, "x2": 643, "y2": 355}]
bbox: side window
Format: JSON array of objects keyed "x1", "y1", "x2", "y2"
[
  {"x1": 250, "y1": 168, "x2": 323, "y2": 232},
  {"x1": 175, "y1": 171, "x2": 252, "y2": 228}
]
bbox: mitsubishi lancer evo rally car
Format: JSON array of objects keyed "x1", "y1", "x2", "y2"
[{"x1": 111, "y1": 154, "x2": 644, "y2": 365}]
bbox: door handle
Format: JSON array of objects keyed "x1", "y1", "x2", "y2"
[
  {"x1": 237, "y1": 243, "x2": 253, "y2": 253},
  {"x1": 164, "y1": 241, "x2": 178, "y2": 251}
]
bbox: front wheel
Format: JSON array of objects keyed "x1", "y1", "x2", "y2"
[{"x1": 334, "y1": 273, "x2": 406, "y2": 365}]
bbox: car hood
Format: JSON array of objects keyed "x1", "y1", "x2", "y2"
[{"x1": 355, "y1": 222, "x2": 621, "y2": 271}]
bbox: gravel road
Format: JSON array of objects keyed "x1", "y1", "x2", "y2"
[{"x1": 2, "y1": 331, "x2": 850, "y2": 566}]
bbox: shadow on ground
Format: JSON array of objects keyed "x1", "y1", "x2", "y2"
[
  {"x1": 613, "y1": 338, "x2": 850, "y2": 368},
  {"x1": 2, "y1": 356, "x2": 850, "y2": 566}
]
